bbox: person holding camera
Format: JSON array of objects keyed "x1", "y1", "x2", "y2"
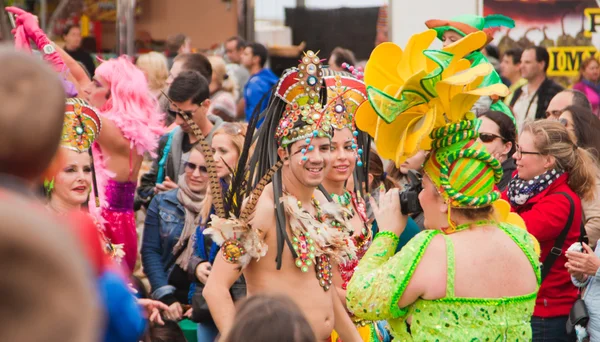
[
  {"x1": 385, "y1": 150, "x2": 428, "y2": 230},
  {"x1": 347, "y1": 118, "x2": 540, "y2": 340},
  {"x1": 347, "y1": 31, "x2": 540, "y2": 340}
]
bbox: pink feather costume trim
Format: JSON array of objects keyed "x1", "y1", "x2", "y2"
[{"x1": 88, "y1": 56, "x2": 164, "y2": 272}]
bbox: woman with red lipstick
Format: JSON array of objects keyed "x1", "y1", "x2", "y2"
[
  {"x1": 46, "y1": 149, "x2": 93, "y2": 213},
  {"x1": 45, "y1": 98, "x2": 126, "y2": 262}
]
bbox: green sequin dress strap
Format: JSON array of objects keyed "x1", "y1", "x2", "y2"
[
  {"x1": 441, "y1": 235, "x2": 456, "y2": 298},
  {"x1": 499, "y1": 223, "x2": 542, "y2": 285}
]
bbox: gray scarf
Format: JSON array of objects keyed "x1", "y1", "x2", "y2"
[{"x1": 173, "y1": 176, "x2": 206, "y2": 269}]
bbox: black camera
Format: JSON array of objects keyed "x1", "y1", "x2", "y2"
[{"x1": 400, "y1": 170, "x2": 423, "y2": 215}]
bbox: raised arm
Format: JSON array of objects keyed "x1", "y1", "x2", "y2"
[
  {"x1": 95, "y1": 115, "x2": 134, "y2": 156},
  {"x1": 5, "y1": 7, "x2": 91, "y2": 90},
  {"x1": 54, "y1": 43, "x2": 92, "y2": 88}
]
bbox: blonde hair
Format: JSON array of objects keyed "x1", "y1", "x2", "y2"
[
  {"x1": 523, "y1": 120, "x2": 598, "y2": 200},
  {"x1": 199, "y1": 122, "x2": 249, "y2": 220},
  {"x1": 136, "y1": 52, "x2": 169, "y2": 93},
  {"x1": 213, "y1": 122, "x2": 248, "y2": 155},
  {"x1": 208, "y1": 55, "x2": 238, "y2": 98}
]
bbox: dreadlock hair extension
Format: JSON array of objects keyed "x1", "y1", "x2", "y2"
[{"x1": 247, "y1": 92, "x2": 290, "y2": 269}]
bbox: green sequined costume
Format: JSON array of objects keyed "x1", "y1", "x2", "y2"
[{"x1": 347, "y1": 224, "x2": 541, "y2": 341}]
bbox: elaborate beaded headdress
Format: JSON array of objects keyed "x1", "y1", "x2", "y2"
[
  {"x1": 62, "y1": 98, "x2": 102, "y2": 152},
  {"x1": 323, "y1": 71, "x2": 368, "y2": 167},
  {"x1": 44, "y1": 98, "x2": 102, "y2": 198},
  {"x1": 274, "y1": 51, "x2": 333, "y2": 148}
]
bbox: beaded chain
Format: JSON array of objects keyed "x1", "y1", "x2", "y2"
[
  {"x1": 331, "y1": 191, "x2": 356, "y2": 231},
  {"x1": 295, "y1": 197, "x2": 333, "y2": 291},
  {"x1": 331, "y1": 191, "x2": 352, "y2": 207}
]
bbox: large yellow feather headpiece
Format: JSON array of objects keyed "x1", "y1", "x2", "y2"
[
  {"x1": 356, "y1": 30, "x2": 509, "y2": 167},
  {"x1": 356, "y1": 30, "x2": 537, "y2": 242}
]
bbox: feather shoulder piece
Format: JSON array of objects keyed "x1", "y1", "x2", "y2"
[
  {"x1": 281, "y1": 196, "x2": 356, "y2": 265},
  {"x1": 203, "y1": 215, "x2": 268, "y2": 268}
]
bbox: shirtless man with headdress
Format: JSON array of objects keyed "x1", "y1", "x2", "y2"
[{"x1": 203, "y1": 51, "x2": 362, "y2": 341}]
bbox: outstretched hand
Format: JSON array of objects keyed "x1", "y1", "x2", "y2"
[
  {"x1": 369, "y1": 186, "x2": 407, "y2": 237},
  {"x1": 138, "y1": 298, "x2": 169, "y2": 326}
]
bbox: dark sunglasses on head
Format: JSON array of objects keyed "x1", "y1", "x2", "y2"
[
  {"x1": 479, "y1": 132, "x2": 505, "y2": 143},
  {"x1": 184, "y1": 162, "x2": 208, "y2": 174}
]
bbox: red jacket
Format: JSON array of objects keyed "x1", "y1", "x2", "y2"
[{"x1": 502, "y1": 173, "x2": 580, "y2": 317}]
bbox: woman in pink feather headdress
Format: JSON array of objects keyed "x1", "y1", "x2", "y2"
[{"x1": 5, "y1": 7, "x2": 164, "y2": 272}]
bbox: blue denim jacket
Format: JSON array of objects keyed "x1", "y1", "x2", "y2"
[{"x1": 141, "y1": 188, "x2": 185, "y2": 300}]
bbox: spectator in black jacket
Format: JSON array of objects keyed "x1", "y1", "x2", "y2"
[
  {"x1": 62, "y1": 25, "x2": 95, "y2": 78},
  {"x1": 509, "y1": 46, "x2": 563, "y2": 132}
]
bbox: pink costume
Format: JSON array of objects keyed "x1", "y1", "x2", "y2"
[
  {"x1": 5, "y1": 7, "x2": 163, "y2": 272},
  {"x1": 91, "y1": 57, "x2": 164, "y2": 272},
  {"x1": 573, "y1": 81, "x2": 600, "y2": 117}
]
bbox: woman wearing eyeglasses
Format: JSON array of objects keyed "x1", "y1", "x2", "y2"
[
  {"x1": 478, "y1": 111, "x2": 517, "y2": 191},
  {"x1": 503, "y1": 120, "x2": 598, "y2": 341},
  {"x1": 142, "y1": 145, "x2": 210, "y2": 322}
]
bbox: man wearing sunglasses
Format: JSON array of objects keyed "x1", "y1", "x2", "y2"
[
  {"x1": 160, "y1": 53, "x2": 213, "y2": 127},
  {"x1": 137, "y1": 70, "x2": 224, "y2": 209}
]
